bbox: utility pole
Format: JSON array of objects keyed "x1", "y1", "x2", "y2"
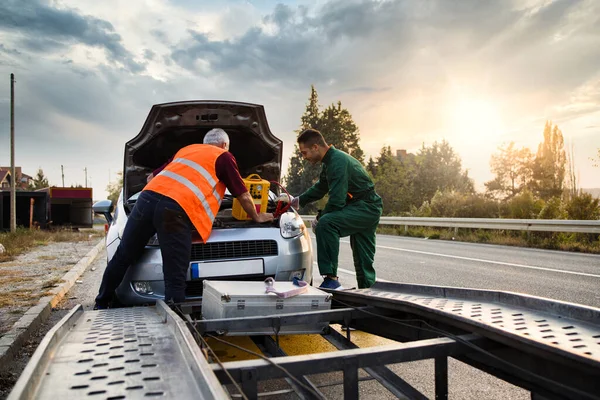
[
  {"x1": 61, "y1": 165, "x2": 65, "y2": 187},
  {"x1": 10, "y1": 73, "x2": 16, "y2": 232},
  {"x1": 84, "y1": 167, "x2": 88, "y2": 188}
]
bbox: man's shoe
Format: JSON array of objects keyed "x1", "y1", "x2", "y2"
[
  {"x1": 93, "y1": 303, "x2": 109, "y2": 310},
  {"x1": 319, "y1": 277, "x2": 343, "y2": 290}
]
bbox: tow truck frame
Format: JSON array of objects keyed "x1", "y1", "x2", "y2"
[{"x1": 8, "y1": 281, "x2": 600, "y2": 399}]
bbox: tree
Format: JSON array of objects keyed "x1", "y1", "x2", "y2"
[
  {"x1": 366, "y1": 156, "x2": 377, "y2": 177},
  {"x1": 565, "y1": 142, "x2": 578, "y2": 200},
  {"x1": 485, "y1": 142, "x2": 534, "y2": 200},
  {"x1": 284, "y1": 86, "x2": 365, "y2": 213},
  {"x1": 319, "y1": 101, "x2": 364, "y2": 163},
  {"x1": 411, "y1": 140, "x2": 474, "y2": 207},
  {"x1": 106, "y1": 171, "x2": 123, "y2": 205},
  {"x1": 532, "y1": 121, "x2": 566, "y2": 200},
  {"x1": 284, "y1": 86, "x2": 322, "y2": 202},
  {"x1": 592, "y1": 148, "x2": 600, "y2": 167},
  {"x1": 372, "y1": 146, "x2": 411, "y2": 215},
  {"x1": 28, "y1": 168, "x2": 49, "y2": 190}
]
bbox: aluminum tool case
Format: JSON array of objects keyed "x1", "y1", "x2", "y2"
[{"x1": 201, "y1": 280, "x2": 332, "y2": 335}]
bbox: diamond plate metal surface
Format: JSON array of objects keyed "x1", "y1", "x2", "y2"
[
  {"x1": 348, "y1": 285, "x2": 600, "y2": 363},
  {"x1": 32, "y1": 307, "x2": 213, "y2": 399}
]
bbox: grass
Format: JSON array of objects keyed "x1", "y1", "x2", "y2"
[
  {"x1": 377, "y1": 226, "x2": 600, "y2": 254},
  {"x1": 0, "y1": 228, "x2": 103, "y2": 262},
  {"x1": 0, "y1": 289, "x2": 39, "y2": 308},
  {"x1": 41, "y1": 277, "x2": 63, "y2": 288}
]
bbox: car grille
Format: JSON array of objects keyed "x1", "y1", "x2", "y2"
[
  {"x1": 190, "y1": 240, "x2": 278, "y2": 261},
  {"x1": 185, "y1": 275, "x2": 275, "y2": 297}
]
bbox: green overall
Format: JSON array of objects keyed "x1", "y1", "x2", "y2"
[{"x1": 299, "y1": 146, "x2": 383, "y2": 288}]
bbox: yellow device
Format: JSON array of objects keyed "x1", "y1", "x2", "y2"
[{"x1": 232, "y1": 174, "x2": 270, "y2": 220}]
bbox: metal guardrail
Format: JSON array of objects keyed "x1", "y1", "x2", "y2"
[{"x1": 300, "y1": 216, "x2": 600, "y2": 234}]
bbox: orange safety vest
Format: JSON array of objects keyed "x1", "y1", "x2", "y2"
[{"x1": 144, "y1": 144, "x2": 227, "y2": 243}]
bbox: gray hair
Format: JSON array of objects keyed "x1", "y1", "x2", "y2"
[{"x1": 203, "y1": 128, "x2": 230, "y2": 146}]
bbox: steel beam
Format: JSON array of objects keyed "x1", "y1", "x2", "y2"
[
  {"x1": 212, "y1": 334, "x2": 487, "y2": 381},
  {"x1": 193, "y1": 307, "x2": 395, "y2": 334}
]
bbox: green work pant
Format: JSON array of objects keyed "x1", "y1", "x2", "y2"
[{"x1": 314, "y1": 198, "x2": 382, "y2": 288}]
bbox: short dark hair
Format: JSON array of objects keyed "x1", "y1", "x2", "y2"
[{"x1": 297, "y1": 128, "x2": 327, "y2": 147}]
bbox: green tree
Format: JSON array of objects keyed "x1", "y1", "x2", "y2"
[
  {"x1": 485, "y1": 142, "x2": 534, "y2": 200},
  {"x1": 372, "y1": 146, "x2": 411, "y2": 215},
  {"x1": 366, "y1": 156, "x2": 377, "y2": 177},
  {"x1": 106, "y1": 171, "x2": 123, "y2": 205},
  {"x1": 319, "y1": 101, "x2": 364, "y2": 163},
  {"x1": 411, "y1": 140, "x2": 474, "y2": 207},
  {"x1": 284, "y1": 85, "x2": 322, "y2": 202},
  {"x1": 532, "y1": 121, "x2": 566, "y2": 200},
  {"x1": 28, "y1": 168, "x2": 50, "y2": 190},
  {"x1": 284, "y1": 86, "x2": 365, "y2": 213}
]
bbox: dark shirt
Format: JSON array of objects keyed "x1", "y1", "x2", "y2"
[
  {"x1": 153, "y1": 152, "x2": 247, "y2": 197},
  {"x1": 298, "y1": 146, "x2": 378, "y2": 215}
]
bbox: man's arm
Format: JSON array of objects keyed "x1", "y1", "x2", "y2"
[
  {"x1": 147, "y1": 157, "x2": 174, "y2": 183},
  {"x1": 321, "y1": 161, "x2": 348, "y2": 215},
  {"x1": 216, "y1": 153, "x2": 273, "y2": 223},
  {"x1": 298, "y1": 168, "x2": 329, "y2": 208}
]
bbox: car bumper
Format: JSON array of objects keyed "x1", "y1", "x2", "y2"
[{"x1": 111, "y1": 227, "x2": 313, "y2": 305}]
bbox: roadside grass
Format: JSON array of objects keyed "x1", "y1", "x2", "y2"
[
  {"x1": 0, "y1": 228, "x2": 103, "y2": 263},
  {"x1": 0, "y1": 289, "x2": 42, "y2": 308},
  {"x1": 376, "y1": 226, "x2": 600, "y2": 254}
]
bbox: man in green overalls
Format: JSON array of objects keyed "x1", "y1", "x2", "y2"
[{"x1": 291, "y1": 129, "x2": 383, "y2": 289}]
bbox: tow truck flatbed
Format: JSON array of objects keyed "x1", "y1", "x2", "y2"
[{"x1": 9, "y1": 282, "x2": 600, "y2": 399}]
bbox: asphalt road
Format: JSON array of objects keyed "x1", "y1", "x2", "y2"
[{"x1": 322, "y1": 234, "x2": 600, "y2": 308}]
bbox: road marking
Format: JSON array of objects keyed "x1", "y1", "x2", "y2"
[
  {"x1": 335, "y1": 240, "x2": 600, "y2": 279},
  {"x1": 312, "y1": 262, "x2": 391, "y2": 282}
]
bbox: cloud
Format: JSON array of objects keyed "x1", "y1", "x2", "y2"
[
  {"x1": 0, "y1": 0, "x2": 599, "y2": 193},
  {"x1": 143, "y1": 49, "x2": 156, "y2": 60},
  {"x1": 0, "y1": 0, "x2": 144, "y2": 72},
  {"x1": 0, "y1": 44, "x2": 21, "y2": 55}
]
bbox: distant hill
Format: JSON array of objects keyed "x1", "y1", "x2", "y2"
[{"x1": 581, "y1": 188, "x2": 600, "y2": 198}]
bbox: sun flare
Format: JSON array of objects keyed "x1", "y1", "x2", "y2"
[{"x1": 451, "y1": 98, "x2": 504, "y2": 140}]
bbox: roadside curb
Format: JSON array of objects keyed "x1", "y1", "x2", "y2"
[{"x1": 0, "y1": 238, "x2": 105, "y2": 368}]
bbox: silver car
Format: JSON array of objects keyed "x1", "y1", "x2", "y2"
[{"x1": 94, "y1": 101, "x2": 313, "y2": 305}]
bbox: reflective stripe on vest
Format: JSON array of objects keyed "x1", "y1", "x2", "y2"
[
  {"x1": 170, "y1": 158, "x2": 222, "y2": 203},
  {"x1": 143, "y1": 144, "x2": 227, "y2": 242},
  {"x1": 157, "y1": 170, "x2": 216, "y2": 221}
]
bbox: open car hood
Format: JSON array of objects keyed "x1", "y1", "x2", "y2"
[{"x1": 123, "y1": 101, "x2": 283, "y2": 203}]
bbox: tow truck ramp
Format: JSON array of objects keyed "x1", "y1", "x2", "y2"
[{"x1": 9, "y1": 282, "x2": 600, "y2": 399}]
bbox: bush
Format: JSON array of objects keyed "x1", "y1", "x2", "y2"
[
  {"x1": 506, "y1": 190, "x2": 543, "y2": 219},
  {"x1": 538, "y1": 197, "x2": 565, "y2": 219},
  {"x1": 565, "y1": 193, "x2": 600, "y2": 220}
]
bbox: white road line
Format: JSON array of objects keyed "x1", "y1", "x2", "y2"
[
  {"x1": 335, "y1": 240, "x2": 600, "y2": 279},
  {"x1": 312, "y1": 262, "x2": 391, "y2": 282}
]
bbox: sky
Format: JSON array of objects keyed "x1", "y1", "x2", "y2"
[{"x1": 0, "y1": 0, "x2": 598, "y2": 199}]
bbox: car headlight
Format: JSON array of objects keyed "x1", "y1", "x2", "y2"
[{"x1": 280, "y1": 212, "x2": 305, "y2": 238}]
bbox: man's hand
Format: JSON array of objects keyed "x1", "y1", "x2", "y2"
[
  {"x1": 146, "y1": 173, "x2": 154, "y2": 183},
  {"x1": 254, "y1": 212, "x2": 274, "y2": 223},
  {"x1": 290, "y1": 196, "x2": 300, "y2": 209},
  {"x1": 237, "y1": 192, "x2": 274, "y2": 223}
]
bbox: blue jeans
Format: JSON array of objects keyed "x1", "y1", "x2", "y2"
[{"x1": 95, "y1": 190, "x2": 192, "y2": 306}]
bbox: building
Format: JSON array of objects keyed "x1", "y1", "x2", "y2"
[{"x1": 0, "y1": 167, "x2": 33, "y2": 189}]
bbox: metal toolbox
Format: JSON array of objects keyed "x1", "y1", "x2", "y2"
[{"x1": 201, "y1": 280, "x2": 332, "y2": 335}]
